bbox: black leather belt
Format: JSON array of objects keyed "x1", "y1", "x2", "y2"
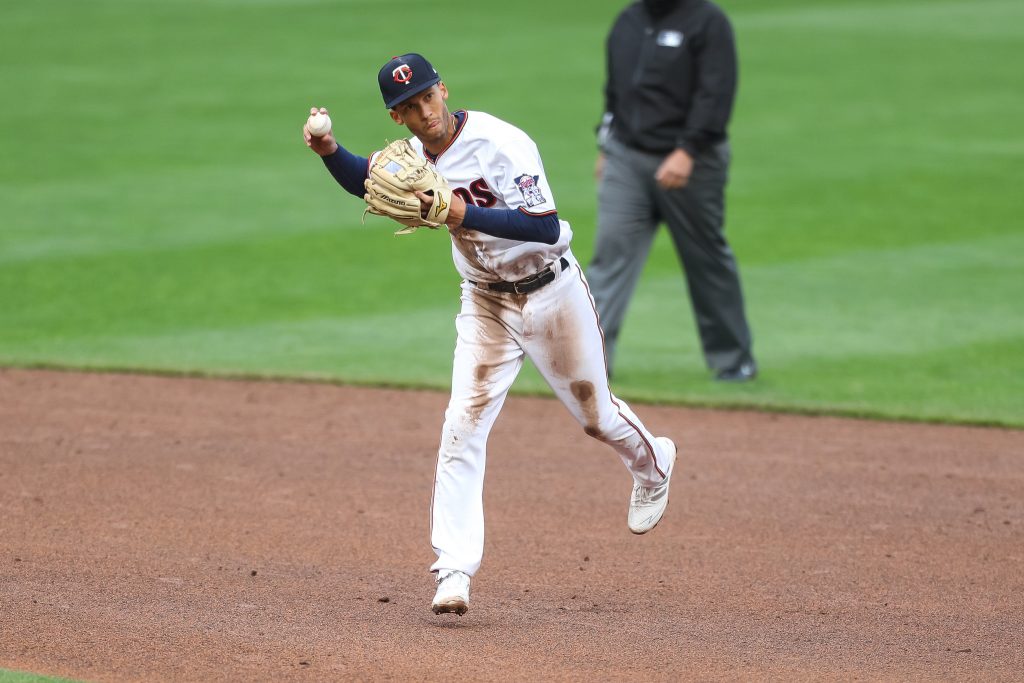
[{"x1": 471, "y1": 256, "x2": 570, "y2": 295}]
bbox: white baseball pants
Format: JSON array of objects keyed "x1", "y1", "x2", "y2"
[{"x1": 430, "y1": 251, "x2": 672, "y2": 576}]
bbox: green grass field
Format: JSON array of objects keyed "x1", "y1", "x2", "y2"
[
  {"x1": 0, "y1": 670, "x2": 75, "y2": 683},
  {"x1": 1, "y1": 0, "x2": 1022, "y2": 427}
]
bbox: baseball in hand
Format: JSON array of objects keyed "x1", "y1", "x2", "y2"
[{"x1": 307, "y1": 112, "x2": 332, "y2": 137}]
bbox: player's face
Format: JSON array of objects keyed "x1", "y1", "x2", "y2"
[{"x1": 389, "y1": 83, "x2": 452, "y2": 150}]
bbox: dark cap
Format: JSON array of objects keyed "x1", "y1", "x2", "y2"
[{"x1": 377, "y1": 53, "x2": 441, "y2": 109}]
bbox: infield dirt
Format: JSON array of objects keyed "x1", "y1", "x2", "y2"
[{"x1": 1, "y1": 369, "x2": 1022, "y2": 681}]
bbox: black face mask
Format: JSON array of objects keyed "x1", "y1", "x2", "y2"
[{"x1": 642, "y1": 0, "x2": 679, "y2": 19}]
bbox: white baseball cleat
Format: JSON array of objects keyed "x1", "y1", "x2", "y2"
[
  {"x1": 431, "y1": 570, "x2": 471, "y2": 616},
  {"x1": 628, "y1": 437, "x2": 678, "y2": 534}
]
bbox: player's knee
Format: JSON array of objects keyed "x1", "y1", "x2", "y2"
[
  {"x1": 438, "y1": 422, "x2": 470, "y2": 462},
  {"x1": 438, "y1": 406, "x2": 488, "y2": 463},
  {"x1": 583, "y1": 424, "x2": 607, "y2": 441}
]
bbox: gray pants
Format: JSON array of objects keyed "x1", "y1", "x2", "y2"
[{"x1": 587, "y1": 136, "x2": 754, "y2": 374}]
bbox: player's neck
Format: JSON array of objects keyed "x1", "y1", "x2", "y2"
[{"x1": 422, "y1": 113, "x2": 459, "y2": 157}]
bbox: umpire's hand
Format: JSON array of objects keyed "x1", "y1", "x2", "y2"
[{"x1": 655, "y1": 148, "x2": 694, "y2": 189}]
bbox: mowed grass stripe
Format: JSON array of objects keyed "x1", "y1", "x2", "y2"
[
  {"x1": 0, "y1": 168, "x2": 356, "y2": 264},
  {"x1": 745, "y1": 235, "x2": 1024, "y2": 360},
  {"x1": 0, "y1": 307, "x2": 460, "y2": 388},
  {"x1": 602, "y1": 337, "x2": 1024, "y2": 426},
  {"x1": 735, "y1": 0, "x2": 1024, "y2": 36},
  {"x1": 0, "y1": 227, "x2": 458, "y2": 341},
  {"x1": 603, "y1": 232, "x2": 1024, "y2": 426}
]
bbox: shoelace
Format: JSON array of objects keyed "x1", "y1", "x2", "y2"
[{"x1": 632, "y1": 484, "x2": 653, "y2": 505}]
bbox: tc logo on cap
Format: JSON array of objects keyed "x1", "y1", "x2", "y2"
[
  {"x1": 392, "y1": 65, "x2": 413, "y2": 84},
  {"x1": 378, "y1": 53, "x2": 441, "y2": 108}
]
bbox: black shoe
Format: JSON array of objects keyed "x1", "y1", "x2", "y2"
[{"x1": 715, "y1": 361, "x2": 757, "y2": 383}]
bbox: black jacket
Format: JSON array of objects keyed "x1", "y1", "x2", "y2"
[{"x1": 601, "y1": 0, "x2": 737, "y2": 156}]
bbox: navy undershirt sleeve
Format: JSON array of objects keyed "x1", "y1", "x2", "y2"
[
  {"x1": 462, "y1": 204, "x2": 561, "y2": 245},
  {"x1": 321, "y1": 145, "x2": 369, "y2": 198}
]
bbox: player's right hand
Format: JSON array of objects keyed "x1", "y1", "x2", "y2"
[
  {"x1": 303, "y1": 107, "x2": 339, "y2": 157},
  {"x1": 415, "y1": 189, "x2": 467, "y2": 229}
]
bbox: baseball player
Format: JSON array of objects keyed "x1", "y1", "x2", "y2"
[{"x1": 303, "y1": 53, "x2": 678, "y2": 616}]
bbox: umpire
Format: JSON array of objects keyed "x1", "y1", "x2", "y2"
[{"x1": 587, "y1": 0, "x2": 756, "y2": 381}]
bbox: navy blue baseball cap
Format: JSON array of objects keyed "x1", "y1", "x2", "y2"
[{"x1": 378, "y1": 53, "x2": 441, "y2": 109}]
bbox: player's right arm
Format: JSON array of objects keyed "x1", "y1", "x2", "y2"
[{"x1": 302, "y1": 106, "x2": 370, "y2": 198}]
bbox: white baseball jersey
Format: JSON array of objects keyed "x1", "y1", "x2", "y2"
[
  {"x1": 382, "y1": 108, "x2": 675, "y2": 583},
  {"x1": 408, "y1": 110, "x2": 573, "y2": 283}
]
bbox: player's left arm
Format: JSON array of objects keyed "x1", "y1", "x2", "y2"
[
  {"x1": 417, "y1": 187, "x2": 559, "y2": 245},
  {"x1": 459, "y1": 205, "x2": 560, "y2": 245},
  {"x1": 417, "y1": 191, "x2": 560, "y2": 244}
]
